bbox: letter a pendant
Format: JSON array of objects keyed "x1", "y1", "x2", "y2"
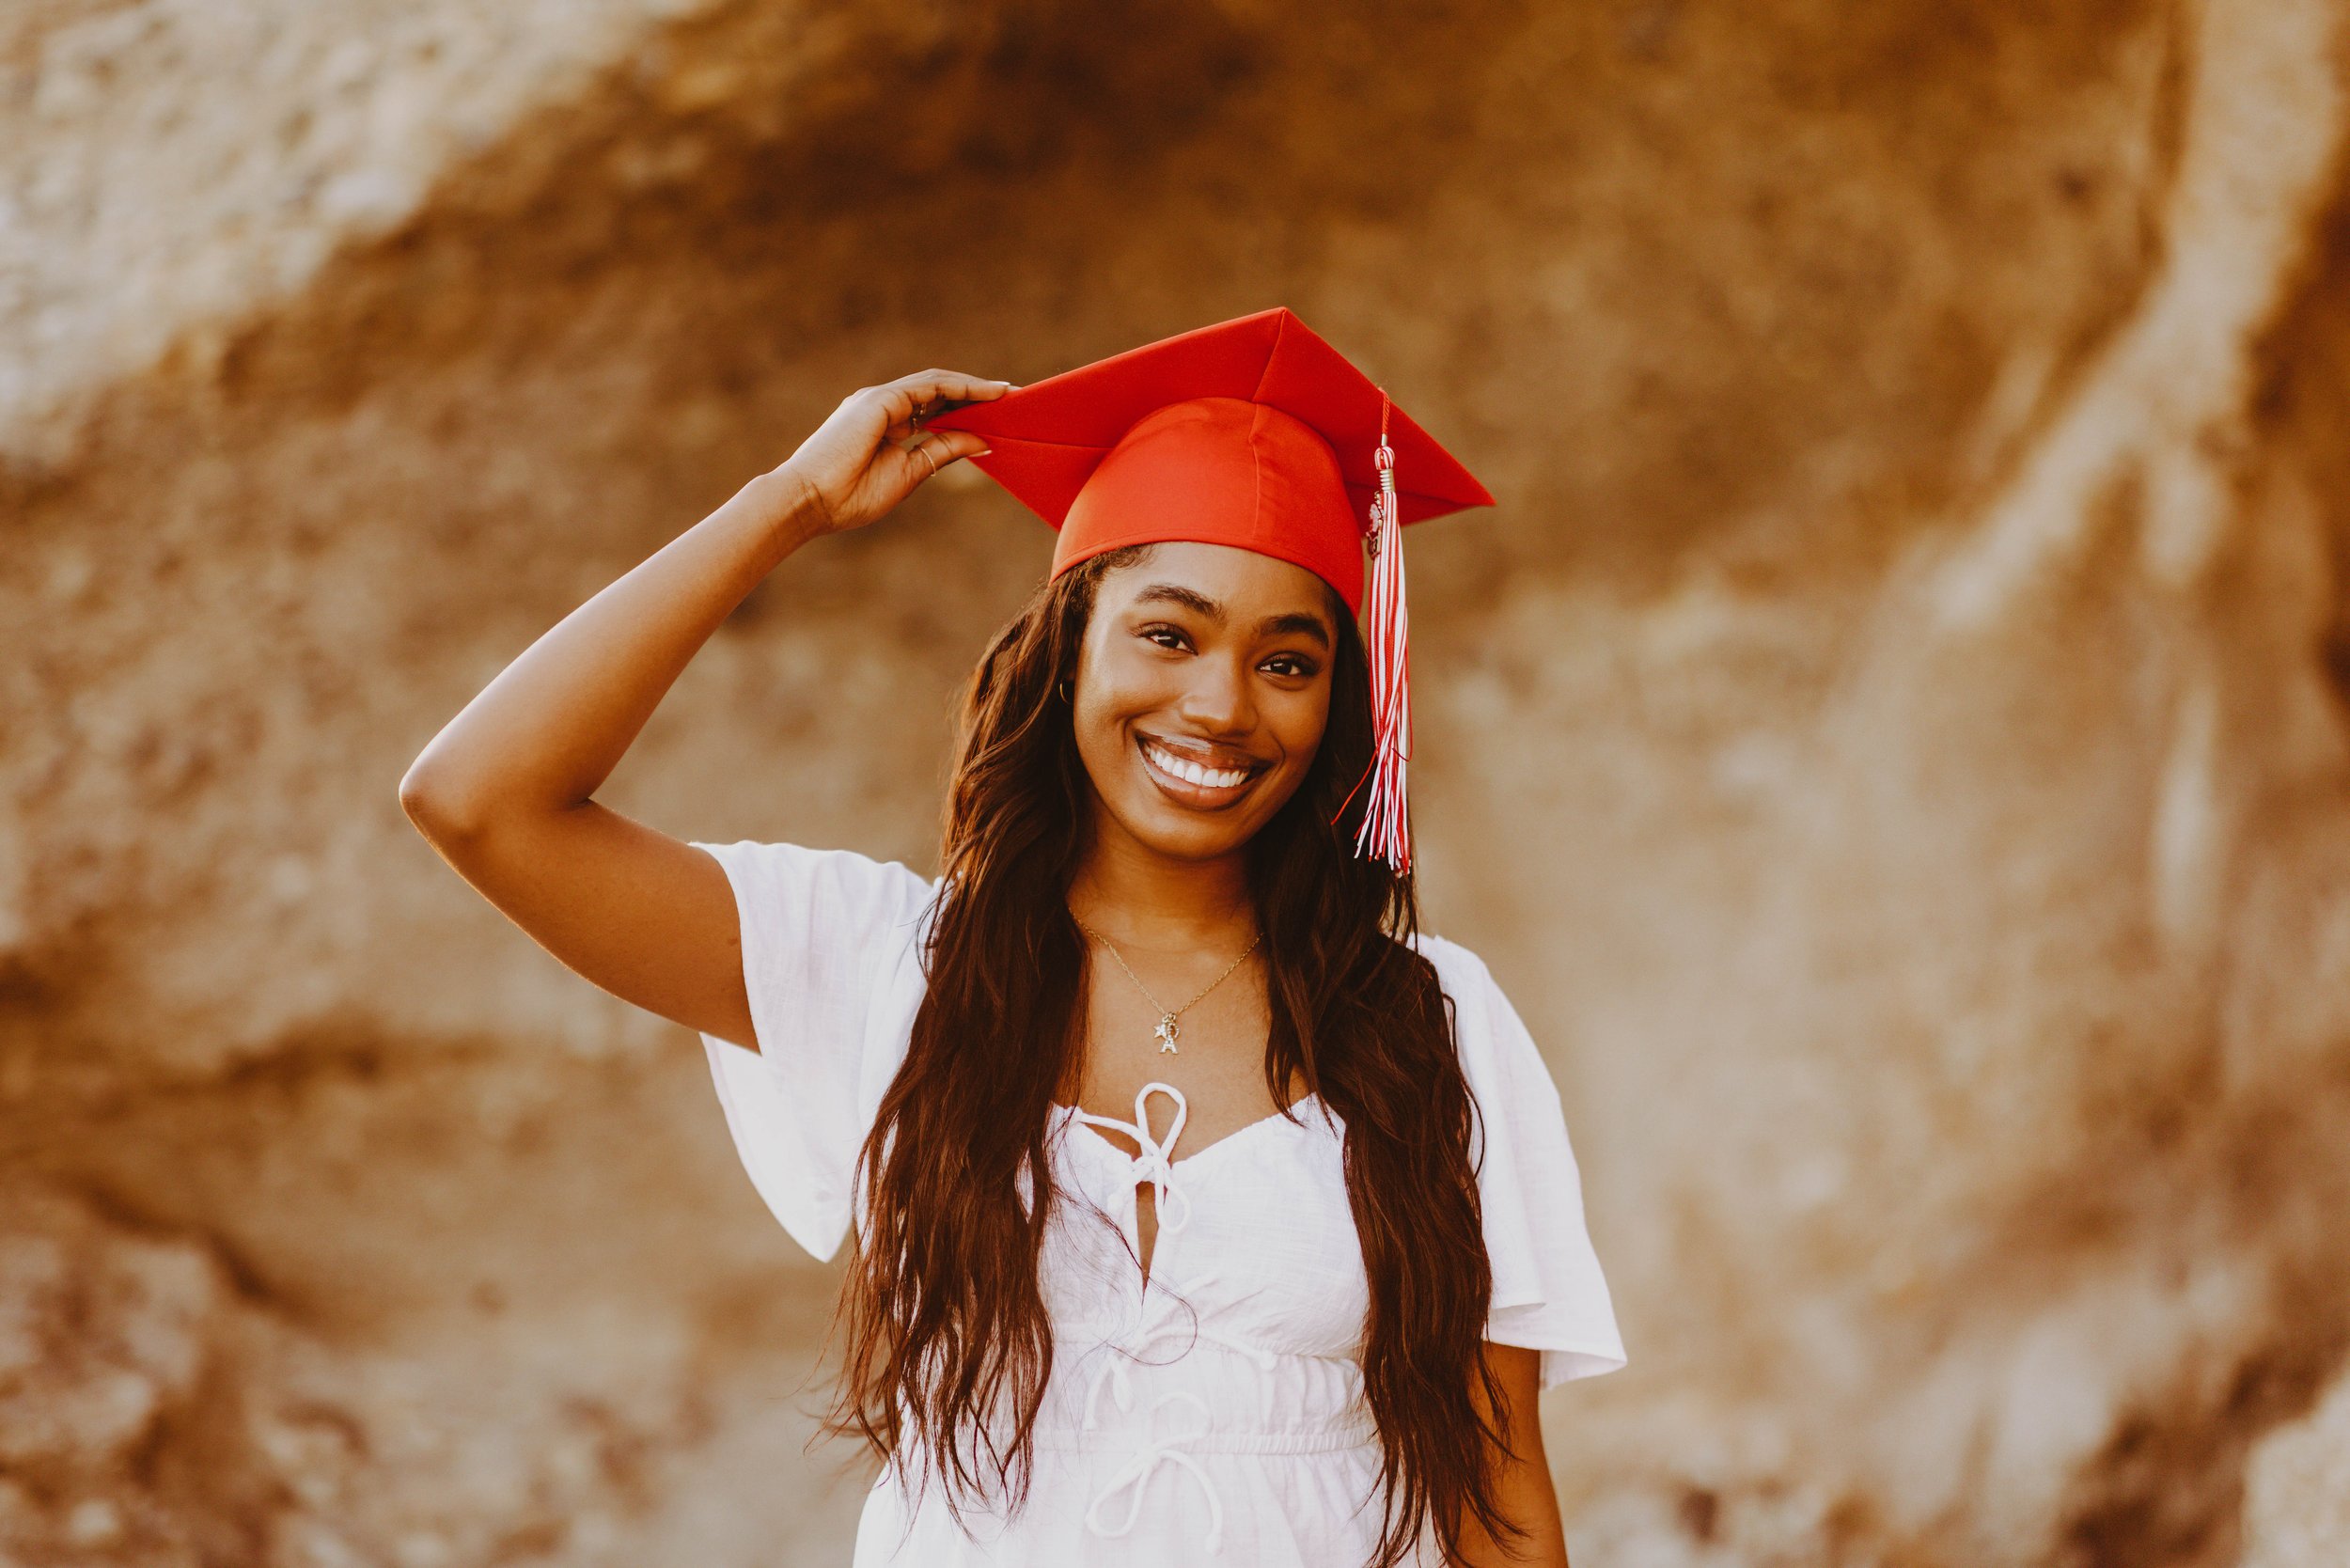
[{"x1": 1154, "y1": 1014, "x2": 1181, "y2": 1054}]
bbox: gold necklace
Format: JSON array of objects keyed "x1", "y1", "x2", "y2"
[{"x1": 1074, "y1": 918, "x2": 1262, "y2": 1055}]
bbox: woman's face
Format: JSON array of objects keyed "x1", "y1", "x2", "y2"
[{"x1": 1072, "y1": 542, "x2": 1342, "y2": 865}]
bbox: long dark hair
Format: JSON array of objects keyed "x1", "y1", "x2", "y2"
[{"x1": 821, "y1": 547, "x2": 1523, "y2": 1565}]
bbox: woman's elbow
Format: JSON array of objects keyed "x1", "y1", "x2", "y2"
[{"x1": 398, "y1": 749, "x2": 489, "y2": 848}]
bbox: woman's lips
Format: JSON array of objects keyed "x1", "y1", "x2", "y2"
[{"x1": 1136, "y1": 734, "x2": 1262, "y2": 808}]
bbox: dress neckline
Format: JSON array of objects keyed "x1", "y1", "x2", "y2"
[{"x1": 1052, "y1": 1090, "x2": 1325, "y2": 1169}]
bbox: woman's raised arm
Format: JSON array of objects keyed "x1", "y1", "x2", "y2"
[{"x1": 398, "y1": 371, "x2": 1007, "y2": 1048}]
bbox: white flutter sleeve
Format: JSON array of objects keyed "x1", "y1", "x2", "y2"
[
  {"x1": 1419, "y1": 934, "x2": 1628, "y2": 1390},
  {"x1": 692, "y1": 839, "x2": 937, "y2": 1264}
]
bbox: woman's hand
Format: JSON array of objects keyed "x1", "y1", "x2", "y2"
[{"x1": 773, "y1": 369, "x2": 1014, "y2": 536}]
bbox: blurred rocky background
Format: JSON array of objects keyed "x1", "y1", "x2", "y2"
[{"x1": 6, "y1": 0, "x2": 2350, "y2": 1563}]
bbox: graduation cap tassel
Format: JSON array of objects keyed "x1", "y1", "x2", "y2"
[{"x1": 1354, "y1": 394, "x2": 1412, "y2": 873}]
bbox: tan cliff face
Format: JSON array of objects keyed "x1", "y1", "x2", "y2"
[{"x1": 6, "y1": 2, "x2": 2350, "y2": 1563}]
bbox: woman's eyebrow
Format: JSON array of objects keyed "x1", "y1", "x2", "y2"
[
  {"x1": 1132, "y1": 584, "x2": 1224, "y2": 620},
  {"x1": 1255, "y1": 611, "x2": 1332, "y2": 650}
]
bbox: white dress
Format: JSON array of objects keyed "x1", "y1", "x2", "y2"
[{"x1": 695, "y1": 839, "x2": 1626, "y2": 1566}]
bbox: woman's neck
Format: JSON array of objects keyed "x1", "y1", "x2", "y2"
[{"x1": 1067, "y1": 819, "x2": 1256, "y2": 951}]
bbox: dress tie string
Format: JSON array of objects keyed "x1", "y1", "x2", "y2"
[
  {"x1": 1066, "y1": 1081, "x2": 1196, "y2": 1238},
  {"x1": 1080, "y1": 1389, "x2": 1227, "y2": 1555}
]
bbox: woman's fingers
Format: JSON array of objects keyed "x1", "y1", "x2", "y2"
[
  {"x1": 881, "y1": 370, "x2": 1016, "y2": 431},
  {"x1": 920, "y1": 428, "x2": 994, "y2": 468},
  {"x1": 900, "y1": 368, "x2": 1018, "y2": 404},
  {"x1": 896, "y1": 428, "x2": 992, "y2": 484}
]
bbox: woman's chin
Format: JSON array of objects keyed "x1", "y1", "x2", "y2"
[{"x1": 1104, "y1": 794, "x2": 1265, "y2": 863}]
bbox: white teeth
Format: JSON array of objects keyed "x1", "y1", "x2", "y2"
[{"x1": 1145, "y1": 741, "x2": 1250, "y2": 791}]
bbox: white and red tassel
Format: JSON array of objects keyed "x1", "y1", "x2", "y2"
[{"x1": 1354, "y1": 393, "x2": 1412, "y2": 873}]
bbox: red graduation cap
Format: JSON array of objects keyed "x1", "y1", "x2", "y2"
[{"x1": 927, "y1": 306, "x2": 1495, "y2": 873}]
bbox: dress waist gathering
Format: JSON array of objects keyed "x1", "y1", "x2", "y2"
[{"x1": 1027, "y1": 1369, "x2": 1379, "y2": 1557}]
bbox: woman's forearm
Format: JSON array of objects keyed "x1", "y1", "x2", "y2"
[
  {"x1": 400, "y1": 467, "x2": 819, "y2": 839},
  {"x1": 1456, "y1": 1344, "x2": 1571, "y2": 1566}
]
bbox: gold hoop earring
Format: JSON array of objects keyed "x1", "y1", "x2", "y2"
[{"x1": 1058, "y1": 679, "x2": 1073, "y2": 703}]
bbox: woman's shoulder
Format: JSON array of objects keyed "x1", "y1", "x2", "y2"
[
  {"x1": 1402, "y1": 931, "x2": 1545, "y2": 1071},
  {"x1": 1402, "y1": 929, "x2": 1500, "y2": 1000}
]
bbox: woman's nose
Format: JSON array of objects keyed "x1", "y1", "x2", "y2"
[{"x1": 1177, "y1": 654, "x2": 1256, "y2": 735}]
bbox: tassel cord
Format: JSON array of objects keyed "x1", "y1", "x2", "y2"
[{"x1": 1348, "y1": 392, "x2": 1413, "y2": 874}]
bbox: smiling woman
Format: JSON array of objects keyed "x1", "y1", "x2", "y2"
[{"x1": 398, "y1": 308, "x2": 1623, "y2": 1567}]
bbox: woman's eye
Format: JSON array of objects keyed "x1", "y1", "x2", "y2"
[
  {"x1": 1261, "y1": 654, "x2": 1320, "y2": 679},
  {"x1": 1139, "y1": 625, "x2": 1189, "y2": 651}
]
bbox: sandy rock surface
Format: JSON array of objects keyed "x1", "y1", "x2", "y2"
[
  {"x1": 7, "y1": 1, "x2": 2350, "y2": 1562},
  {"x1": 2241, "y1": 1372, "x2": 2350, "y2": 1568}
]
